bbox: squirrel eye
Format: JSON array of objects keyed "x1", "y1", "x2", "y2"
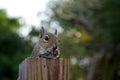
[{"x1": 44, "y1": 35, "x2": 49, "y2": 41}]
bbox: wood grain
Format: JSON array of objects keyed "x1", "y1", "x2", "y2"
[{"x1": 18, "y1": 57, "x2": 69, "y2": 80}]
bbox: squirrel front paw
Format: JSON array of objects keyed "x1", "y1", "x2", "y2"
[{"x1": 53, "y1": 50, "x2": 58, "y2": 57}]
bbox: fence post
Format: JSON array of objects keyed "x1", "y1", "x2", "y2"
[{"x1": 18, "y1": 57, "x2": 69, "y2": 80}]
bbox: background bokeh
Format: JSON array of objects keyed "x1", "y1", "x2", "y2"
[{"x1": 0, "y1": 0, "x2": 120, "y2": 80}]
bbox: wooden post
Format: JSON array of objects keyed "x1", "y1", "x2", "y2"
[{"x1": 18, "y1": 57, "x2": 69, "y2": 80}]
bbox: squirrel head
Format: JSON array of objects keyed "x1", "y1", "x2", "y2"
[{"x1": 38, "y1": 27, "x2": 60, "y2": 54}]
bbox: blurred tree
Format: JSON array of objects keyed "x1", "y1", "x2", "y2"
[
  {"x1": 40, "y1": 0, "x2": 120, "y2": 80},
  {"x1": 0, "y1": 9, "x2": 32, "y2": 80}
]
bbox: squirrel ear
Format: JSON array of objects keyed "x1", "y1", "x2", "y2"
[
  {"x1": 39, "y1": 26, "x2": 44, "y2": 38},
  {"x1": 54, "y1": 29, "x2": 57, "y2": 36}
]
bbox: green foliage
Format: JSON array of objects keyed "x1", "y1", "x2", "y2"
[
  {"x1": 41, "y1": 0, "x2": 120, "y2": 80},
  {"x1": 0, "y1": 9, "x2": 32, "y2": 80},
  {"x1": 0, "y1": 10, "x2": 21, "y2": 31}
]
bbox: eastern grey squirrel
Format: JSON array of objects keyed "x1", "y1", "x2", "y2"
[{"x1": 30, "y1": 27, "x2": 60, "y2": 58}]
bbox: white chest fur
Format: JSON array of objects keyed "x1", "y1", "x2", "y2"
[{"x1": 39, "y1": 46, "x2": 45, "y2": 54}]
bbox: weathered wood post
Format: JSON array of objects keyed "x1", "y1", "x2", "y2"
[{"x1": 18, "y1": 57, "x2": 69, "y2": 80}]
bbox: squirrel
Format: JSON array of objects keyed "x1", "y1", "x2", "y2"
[{"x1": 30, "y1": 27, "x2": 60, "y2": 59}]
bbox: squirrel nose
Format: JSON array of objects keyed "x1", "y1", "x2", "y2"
[
  {"x1": 53, "y1": 46, "x2": 57, "y2": 51},
  {"x1": 52, "y1": 44, "x2": 57, "y2": 50}
]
